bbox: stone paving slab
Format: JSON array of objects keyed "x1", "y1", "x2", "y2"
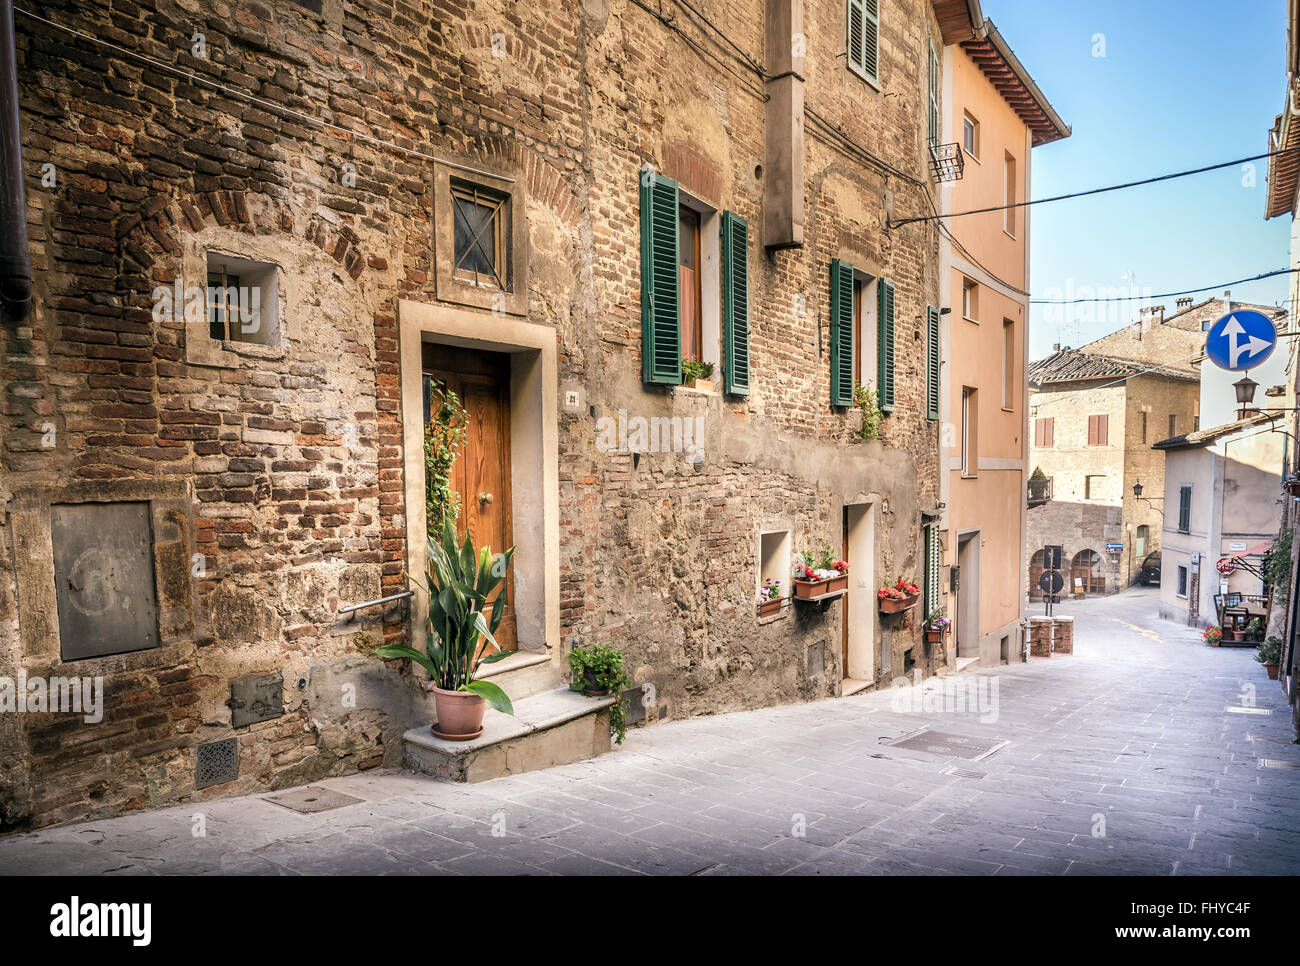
[{"x1": 1, "y1": 588, "x2": 1297, "y2": 875}]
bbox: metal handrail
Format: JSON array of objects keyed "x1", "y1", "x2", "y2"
[{"x1": 339, "y1": 590, "x2": 414, "y2": 618}]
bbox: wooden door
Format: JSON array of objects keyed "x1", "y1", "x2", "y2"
[{"x1": 422, "y1": 344, "x2": 516, "y2": 652}]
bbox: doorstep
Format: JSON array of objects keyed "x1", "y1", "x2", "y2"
[
  {"x1": 402, "y1": 686, "x2": 616, "y2": 783},
  {"x1": 955, "y1": 656, "x2": 980, "y2": 673},
  {"x1": 841, "y1": 677, "x2": 873, "y2": 696}
]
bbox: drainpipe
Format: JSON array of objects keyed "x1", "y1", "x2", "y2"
[{"x1": 0, "y1": 0, "x2": 30, "y2": 322}]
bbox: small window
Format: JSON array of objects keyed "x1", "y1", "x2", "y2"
[
  {"x1": 961, "y1": 387, "x2": 977, "y2": 476},
  {"x1": 451, "y1": 180, "x2": 509, "y2": 289},
  {"x1": 1168, "y1": 413, "x2": 1178, "y2": 436},
  {"x1": 1085, "y1": 475, "x2": 1105, "y2": 500},
  {"x1": 1087, "y1": 413, "x2": 1108, "y2": 446},
  {"x1": 759, "y1": 529, "x2": 792, "y2": 616},
  {"x1": 962, "y1": 112, "x2": 979, "y2": 159},
  {"x1": 1178, "y1": 485, "x2": 1192, "y2": 533},
  {"x1": 1176, "y1": 565, "x2": 1188, "y2": 598},
  {"x1": 205, "y1": 253, "x2": 278, "y2": 347},
  {"x1": 679, "y1": 206, "x2": 702, "y2": 363},
  {"x1": 1004, "y1": 153, "x2": 1017, "y2": 236},
  {"x1": 962, "y1": 278, "x2": 978, "y2": 321},
  {"x1": 1135, "y1": 525, "x2": 1149, "y2": 557},
  {"x1": 846, "y1": 0, "x2": 881, "y2": 86},
  {"x1": 1034, "y1": 417, "x2": 1054, "y2": 448},
  {"x1": 1139, "y1": 411, "x2": 1147, "y2": 443},
  {"x1": 1194, "y1": 414, "x2": 1200, "y2": 431},
  {"x1": 1002, "y1": 319, "x2": 1015, "y2": 410}
]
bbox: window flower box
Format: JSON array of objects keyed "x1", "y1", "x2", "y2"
[
  {"x1": 791, "y1": 553, "x2": 849, "y2": 600},
  {"x1": 878, "y1": 576, "x2": 920, "y2": 614}
]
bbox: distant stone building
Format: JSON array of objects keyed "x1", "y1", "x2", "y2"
[{"x1": 1025, "y1": 298, "x2": 1287, "y2": 601}]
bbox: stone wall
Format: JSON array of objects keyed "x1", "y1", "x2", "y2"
[{"x1": 1, "y1": 0, "x2": 946, "y2": 829}]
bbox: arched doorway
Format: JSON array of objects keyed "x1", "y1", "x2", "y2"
[
  {"x1": 1071, "y1": 549, "x2": 1105, "y2": 596},
  {"x1": 1028, "y1": 549, "x2": 1045, "y2": 601}
]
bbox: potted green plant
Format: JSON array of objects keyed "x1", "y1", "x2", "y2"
[
  {"x1": 569, "y1": 643, "x2": 632, "y2": 744},
  {"x1": 372, "y1": 519, "x2": 515, "y2": 740},
  {"x1": 878, "y1": 576, "x2": 920, "y2": 614},
  {"x1": 1257, "y1": 636, "x2": 1283, "y2": 680},
  {"x1": 924, "y1": 609, "x2": 950, "y2": 643},
  {"x1": 1246, "y1": 616, "x2": 1265, "y2": 643},
  {"x1": 758, "y1": 577, "x2": 784, "y2": 617},
  {"x1": 1203, "y1": 624, "x2": 1222, "y2": 647},
  {"x1": 792, "y1": 547, "x2": 849, "y2": 599},
  {"x1": 681, "y1": 358, "x2": 715, "y2": 392}
]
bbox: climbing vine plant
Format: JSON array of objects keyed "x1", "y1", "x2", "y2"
[{"x1": 425, "y1": 379, "x2": 469, "y2": 536}]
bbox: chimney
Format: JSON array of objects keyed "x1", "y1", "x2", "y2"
[
  {"x1": 1223, "y1": 289, "x2": 1232, "y2": 313},
  {"x1": 1140, "y1": 304, "x2": 1164, "y2": 324},
  {"x1": 1051, "y1": 343, "x2": 1060, "y2": 352},
  {"x1": 1175, "y1": 296, "x2": 1192, "y2": 312}
]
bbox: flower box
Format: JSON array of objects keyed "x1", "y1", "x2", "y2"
[
  {"x1": 925, "y1": 628, "x2": 948, "y2": 643},
  {"x1": 879, "y1": 593, "x2": 919, "y2": 614},
  {"x1": 757, "y1": 597, "x2": 784, "y2": 617},
  {"x1": 793, "y1": 574, "x2": 848, "y2": 599}
]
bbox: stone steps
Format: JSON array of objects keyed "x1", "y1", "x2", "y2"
[
  {"x1": 474, "y1": 648, "x2": 558, "y2": 700},
  {"x1": 402, "y1": 686, "x2": 616, "y2": 783}
]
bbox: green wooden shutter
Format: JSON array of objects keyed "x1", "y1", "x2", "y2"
[
  {"x1": 722, "y1": 211, "x2": 750, "y2": 396},
  {"x1": 830, "y1": 258, "x2": 855, "y2": 408},
  {"x1": 926, "y1": 305, "x2": 940, "y2": 421},
  {"x1": 847, "y1": 0, "x2": 865, "y2": 75},
  {"x1": 847, "y1": 0, "x2": 880, "y2": 85},
  {"x1": 924, "y1": 524, "x2": 941, "y2": 617},
  {"x1": 927, "y1": 42, "x2": 940, "y2": 146},
  {"x1": 640, "y1": 172, "x2": 681, "y2": 384},
  {"x1": 877, "y1": 278, "x2": 895, "y2": 412}
]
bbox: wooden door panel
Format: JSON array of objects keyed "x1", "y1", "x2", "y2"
[{"x1": 424, "y1": 351, "x2": 516, "y2": 652}]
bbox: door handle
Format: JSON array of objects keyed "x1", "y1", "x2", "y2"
[{"x1": 479, "y1": 492, "x2": 493, "y2": 505}]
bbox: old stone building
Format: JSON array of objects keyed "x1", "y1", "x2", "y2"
[{"x1": 0, "y1": 0, "x2": 984, "y2": 829}]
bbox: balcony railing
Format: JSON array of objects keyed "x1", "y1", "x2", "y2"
[
  {"x1": 1027, "y1": 477, "x2": 1052, "y2": 508},
  {"x1": 928, "y1": 138, "x2": 965, "y2": 183}
]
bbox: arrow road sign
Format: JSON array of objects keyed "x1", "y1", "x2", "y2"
[{"x1": 1205, "y1": 310, "x2": 1278, "y2": 372}]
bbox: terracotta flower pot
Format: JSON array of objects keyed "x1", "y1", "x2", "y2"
[
  {"x1": 793, "y1": 574, "x2": 848, "y2": 599},
  {"x1": 431, "y1": 686, "x2": 486, "y2": 740},
  {"x1": 758, "y1": 597, "x2": 783, "y2": 617},
  {"x1": 925, "y1": 629, "x2": 946, "y2": 643},
  {"x1": 879, "y1": 592, "x2": 919, "y2": 614},
  {"x1": 1264, "y1": 662, "x2": 1281, "y2": 681}
]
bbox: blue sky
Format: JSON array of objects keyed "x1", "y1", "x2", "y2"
[{"x1": 977, "y1": 0, "x2": 1291, "y2": 359}]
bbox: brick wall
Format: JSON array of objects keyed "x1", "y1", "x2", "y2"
[{"x1": 1, "y1": 0, "x2": 946, "y2": 829}]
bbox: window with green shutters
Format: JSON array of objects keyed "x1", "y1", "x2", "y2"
[
  {"x1": 830, "y1": 259, "x2": 855, "y2": 408},
  {"x1": 846, "y1": 0, "x2": 880, "y2": 86},
  {"x1": 876, "y1": 278, "x2": 895, "y2": 412},
  {"x1": 927, "y1": 41, "x2": 940, "y2": 147},
  {"x1": 640, "y1": 172, "x2": 681, "y2": 385},
  {"x1": 926, "y1": 305, "x2": 940, "y2": 420},
  {"x1": 924, "y1": 523, "x2": 941, "y2": 618},
  {"x1": 721, "y1": 211, "x2": 750, "y2": 396}
]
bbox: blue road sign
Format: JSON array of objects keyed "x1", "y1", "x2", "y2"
[
  {"x1": 1204, "y1": 310, "x2": 1277, "y2": 372},
  {"x1": 1105, "y1": 542, "x2": 1123, "y2": 551}
]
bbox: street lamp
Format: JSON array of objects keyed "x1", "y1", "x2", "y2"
[
  {"x1": 1234, "y1": 374, "x2": 1258, "y2": 419},
  {"x1": 1132, "y1": 480, "x2": 1164, "y2": 516}
]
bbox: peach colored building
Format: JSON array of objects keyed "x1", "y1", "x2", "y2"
[{"x1": 936, "y1": 18, "x2": 1069, "y2": 665}]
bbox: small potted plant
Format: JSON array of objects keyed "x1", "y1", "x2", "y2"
[
  {"x1": 878, "y1": 576, "x2": 920, "y2": 614},
  {"x1": 758, "y1": 577, "x2": 784, "y2": 617},
  {"x1": 568, "y1": 643, "x2": 632, "y2": 743},
  {"x1": 681, "y1": 358, "x2": 715, "y2": 392},
  {"x1": 792, "y1": 547, "x2": 849, "y2": 599},
  {"x1": 1203, "y1": 624, "x2": 1222, "y2": 647},
  {"x1": 1257, "y1": 636, "x2": 1283, "y2": 680},
  {"x1": 372, "y1": 519, "x2": 515, "y2": 741},
  {"x1": 924, "y1": 609, "x2": 950, "y2": 643},
  {"x1": 1246, "y1": 616, "x2": 1265, "y2": 643}
]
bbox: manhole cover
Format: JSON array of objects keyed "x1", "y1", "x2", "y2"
[
  {"x1": 264, "y1": 787, "x2": 364, "y2": 814},
  {"x1": 942, "y1": 765, "x2": 987, "y2": 779},
  {"x1": 888, "y1": 729, "x2": 1007, "y2": 761}
]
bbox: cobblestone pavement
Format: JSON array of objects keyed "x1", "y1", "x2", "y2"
[{"x1": 2, "y1": 588, "x2": 1298, "y2": 875}]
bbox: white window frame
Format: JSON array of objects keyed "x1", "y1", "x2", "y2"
[{"x1": 962, "y1": 112, "x2": 979, "y2": 161}]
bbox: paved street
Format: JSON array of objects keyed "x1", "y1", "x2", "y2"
[{"x1": 2, "y1": 587, "x2": 1297, "y2": 875}]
